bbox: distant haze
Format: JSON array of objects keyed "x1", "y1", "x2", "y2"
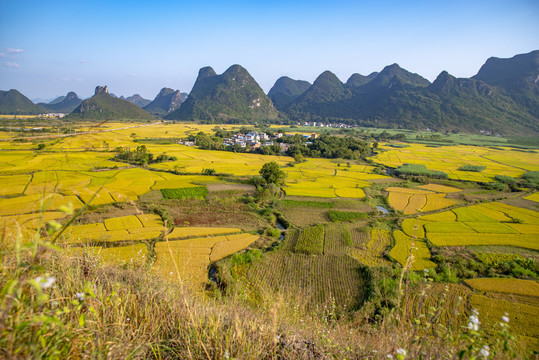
[{"x1": 1, "y1": 0, "x2": 538, "y2": 99}]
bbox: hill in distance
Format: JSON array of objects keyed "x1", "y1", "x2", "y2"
[
  {"x1": 268, "y1": 76, "x2": 311, "y2": 111},
  {"x1": 120, "y1": 94, "x2": 151, "y2": 108},
  {"x1": 166, "y1": 65, "x2": 279, "y2": 122},
  {"x1": 143, "y1": 88, "x2": 182, "y2": 117},
  {"x1": 473, "y1": 50, "x2": 539, "y2": 117},
  {"x1": 345, "y1": 72, "x2": 378, "y2": 88},
  {"x1": 283, "y1": 51, "x2": 538, "y2": 135},
  {"x1": 48, "y1": 95, "x2": 66, "y2": 104},
  {"x1": 39, "y1": 91, "x2": 82, "y2": 113},
  {"x1": 69, "y1": 86, "x2": 154, "y2": 120},
  {"x1": 0, "y1": 89, "x2": 47, "y2": 115}
]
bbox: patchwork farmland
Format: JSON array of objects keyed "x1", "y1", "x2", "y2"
[{"x1": 1, "y1": 121, "x2": 538, "y2": 351}]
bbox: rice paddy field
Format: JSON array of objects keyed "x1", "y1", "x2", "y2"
[
  {"x1": 2, "y1": 120, "x2": 539, "y2": 334},
  {"x1": 465, "y1": 278, "x2": 539, "y2": 341},
  {"x1": 375, "y1": 143, "x2": 539, "y2": 182},
  {"x1": 386, "y1": 184, "x2": 461, "y2": 214},
  {"x1": 419, "y1": 202, "x2": 539, "y2": 250}
]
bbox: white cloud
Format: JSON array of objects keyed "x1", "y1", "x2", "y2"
[
  {"x1": 129, "y1": 73, "x2": 136, "y2": 77},
  {"x1": 60, "y1": 77, "x2": 70, "y2": 81},
  {"x1": 4, "y1": 62, "x2": 20, "y2": 68},
  {"x1": 7, "y1": 48, "x2": 23, "y2": 54},
  {"x1": 80, "y1": 59, "x2": 91, "y2": 63},
  {"x1": 75, "y1": 78, "x2": 83, "y2": 82},
  {"x1": 0, "y1": 53, "x2": 6, "y2": 58}
]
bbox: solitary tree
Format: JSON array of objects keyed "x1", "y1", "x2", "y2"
[{"x1": 259, "y1": 161, "x2": 286, "y2": 186}]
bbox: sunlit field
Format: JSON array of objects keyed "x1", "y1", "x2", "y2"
[{"x1": 375, "y1": 143, "x2": 539, "y2": 182}]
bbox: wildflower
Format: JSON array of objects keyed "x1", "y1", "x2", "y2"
[
  {"x1": 35, "y1": 276, "x2": 55, "y2": 290},
  {"x1": 76, "y1": 292, "x2": 85, "y2": 301},
  {"x1": 468, "y1": 309, "x2": 480, "y2": 331},
  {"x1": 502, "y1": 313, "x2": 509, "y2": 323},
  {"x1": 387, "y1": 355, "x2": 394, "y2": 359},
  {"x1": 480, "y1": 345, "x2": 490, "y2": 358},
  {"x1": 396, "y1": 348, "x2": 407, "y2": 359}
]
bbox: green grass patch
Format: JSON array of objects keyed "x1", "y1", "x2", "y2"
[
  {"x1": 458, "y1": 164, "x2": 486, "y2": 172},
  {"x1": 387, "y1": 144, "x2": 410, "y2": 148},
  {"x1": 328, "y1": 210, "x2": 368, "y2": 223},
  {"x1": 394, "y1": 164, "x2": 448, "y2": 179},
  {"x1": 294, "y1": 224, "x2": 325, "y2": 255},
  {"x1": 160, "y1": 186, "x2": 208, "y2": 200}
]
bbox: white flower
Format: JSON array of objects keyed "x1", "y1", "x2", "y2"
[
  {"x1": 502, "y1": 313, "x2": 509, "y2": 323},
  {"x1": 35, "y1": 276, "x2": 55, "y2": 290},
  {"x1": 396, "y1": 348, "x2": 407, "y2": 356},
  {"x1": 468, "y1": 311, "x2": 480, "y2": 331},
  {"x1": 76, "y1": 292, "x2": 85, "y2": 301},
  {"x1": 480, "y1": 345, "x2": 490, "y2": 358},
  {"x1": 387, "y1": 355, "x2": 394, "y2": 359}
]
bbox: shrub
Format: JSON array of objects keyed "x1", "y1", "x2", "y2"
[
  {"x1": 394, "y1": 164, "x2": 448, "y2": 179},
  {"x1": 459, "y1": 164, "x2": 486, "y2": 172},
  {"x1": 160, "y1": 187, "x2": 208, "y2": 200},
  {"x1": 327, "y1": 210, "x2": 368, "y2": 223}
]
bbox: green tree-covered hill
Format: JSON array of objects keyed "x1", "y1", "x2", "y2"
[{"x1": 165, "y1": 65, "x2": 278, "y2": 122}]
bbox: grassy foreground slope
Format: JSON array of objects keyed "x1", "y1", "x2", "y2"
[{"x1": 1, "y1": 236, "x2": 531, "y2": 360}]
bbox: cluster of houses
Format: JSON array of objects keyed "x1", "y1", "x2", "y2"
[
  {"x1": 300, "y1": 121, "x2": 354, "y2": 128},
  {"x1": 223, "y1": 131, "x2": 277, "y2": 149}
]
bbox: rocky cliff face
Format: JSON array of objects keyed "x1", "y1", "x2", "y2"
[
  {"x1": 95, "y1": 86, "x2": 109, "y2": 95},
  {"x1": 143, "y1": 88, "x2": 182, "y2": 117}
]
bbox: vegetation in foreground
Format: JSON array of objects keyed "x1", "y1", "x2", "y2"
[{"x1": 0, "y1": 232, "x2": 530, "y2": 360}]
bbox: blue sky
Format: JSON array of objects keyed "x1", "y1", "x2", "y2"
[{"x1": 1, "y1": 0, "x2": 538, "y2": 101}]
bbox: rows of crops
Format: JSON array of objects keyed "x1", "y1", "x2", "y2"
[{"x1": 247, "y1": 253, "x2": 366, "y2": 310}]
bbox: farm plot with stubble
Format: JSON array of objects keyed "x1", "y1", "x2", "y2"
[{"x1": 241, "y1": 224, "x2": 367, "y2": 309}]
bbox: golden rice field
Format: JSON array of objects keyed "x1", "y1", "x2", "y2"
[
  {"x1": 56, "y1": 214, "x2": 164, "y2": 244},
  {"x1": 465, "y1": 278, "x2": 539, "y2": 297},
  {"x1": 386, "y1": 185, "x2": 459, "y2": 214},
  {"x1": 349, "y1": 228, "x2": 392, "y2": 266},
  {"x1": 375, "y1": 143, "x2": 539, "y2": 182},
  {"x1": 419, "y1": 202, "x2": 539, "y2": 250},
  {"x1": 154, "y1": 233, "x2": 259, "y2": 287},
  {"x1": 469, "y1": 294, "x2": 539, "y2": 340},
  {"x1": 66, "y1": 244, "x2": 148, "y2": 266},
  {"x1": 283, "y1": 159, "x2": 389, "y2": 198},
  {"x1": 524, "y1": 192, "x2": 539, "y2": 203},
  {"x1": 389, "y1": 230, "x2": 436, "y2": 270}
]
